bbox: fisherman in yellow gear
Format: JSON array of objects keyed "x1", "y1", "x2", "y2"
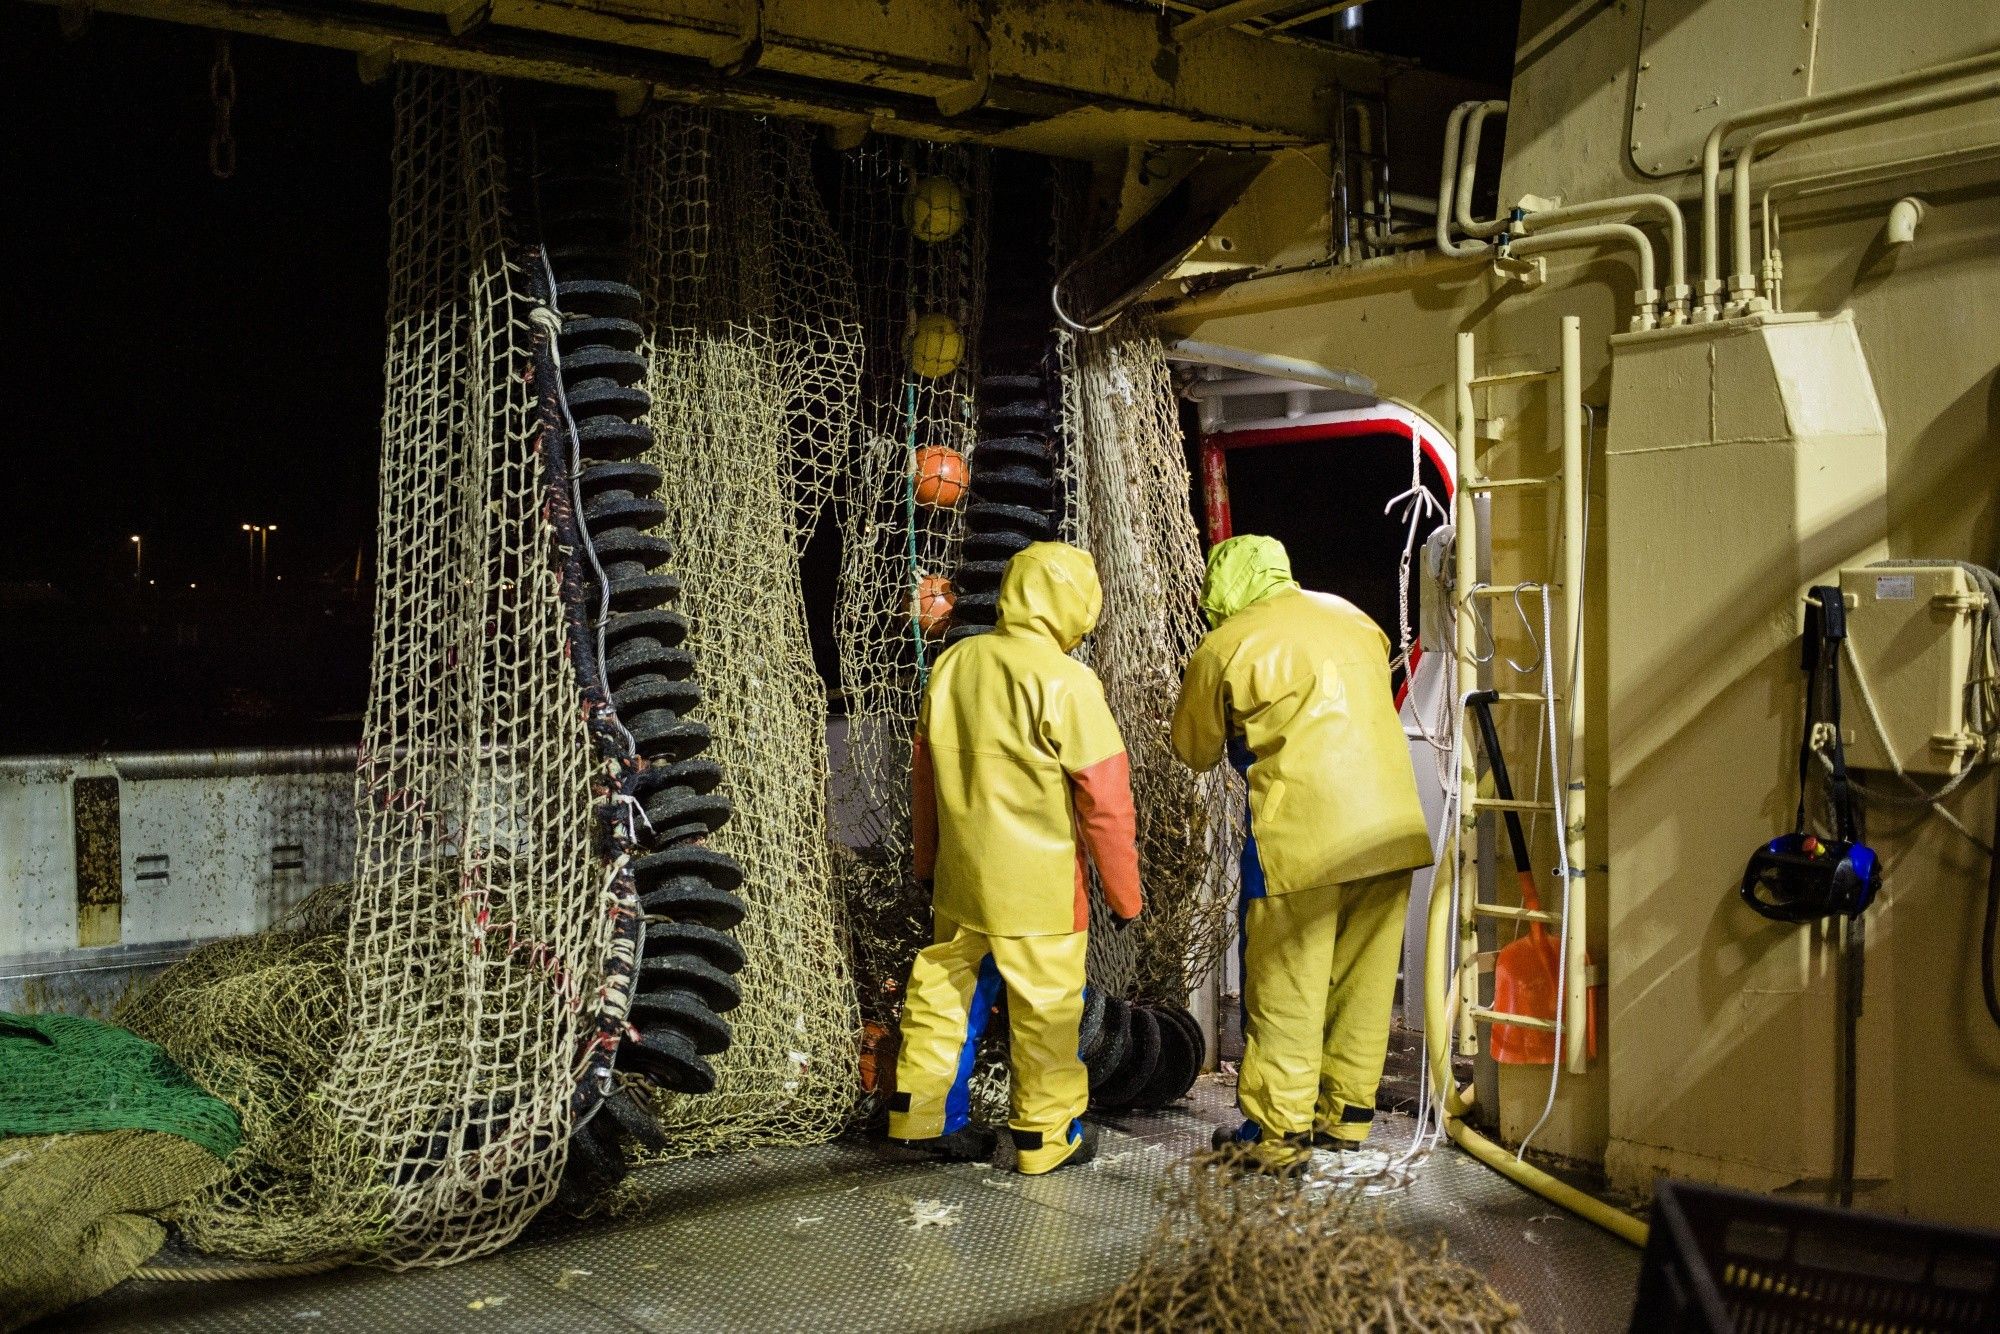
[
  {"x1": 886, "y1": 541, "x2": 1145, "y2": 1174},
  {"x1": 1171, "y1": 534, "x2": 1433, "y2": 1173}
]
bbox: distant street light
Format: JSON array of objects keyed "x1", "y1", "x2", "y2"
[
  {"x1": 241, "y1": 523, "x2": 276, "y2": 585},
  {"x1": 129, "y1": 534, "x2": 142, "y2": 579}
]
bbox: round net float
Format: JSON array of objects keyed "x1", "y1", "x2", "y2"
[
  {"x1": 915, "y1": 573, "x2": 955, "y2": 636},
  {"x1": 903, "y1": 174, "x2": 966, "y2": 243},
  {"x1": 912, "y1": 445, "x2": 969, "y2": 508},
  {"x1": 907, "y1": 313, "x2": 964, "y2": 379}
]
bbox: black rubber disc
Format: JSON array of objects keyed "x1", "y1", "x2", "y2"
[
  {"x1": 965, "y1": 501, "x2": 1055, "y2": 539},
  {"x1": 952, "y1": 592, "x2": 999, "y2": 625},
  {"x1": 974, "y1": 466, "x2": 1055, "y2": 505},
  {"x1": 634, "y1": 754, "x2": 723, "y2": 796},
  {"x1": 561, "y1": 344, "x2": 645, "y2": 385},
  {"x1": 606, "y1": 638, "x2": 696, "y2": 685},
  {"x1": 980, "y1": 401, "x2": 1053, "y2": 431},
  {"x1": 1078, "y1": 987, "x2": 1108, "y2": 1062},
  {"x1": 961, "y1": 529, "x2": 1036, "y2": 562},
  {"x1": 565, "y1": 378, "x2": 650, "y2": 419},
  {"x1": 942, "y1": 624, "x2": 991, "y2": 648},
  {"x1": 638, "y1": 875, "x2": 747, "y2": 929},
  {"x1": 584, "y1": 491, "x2": 667, "y2": 530},
  {"x1": 579, "y1": 461, "x2": 662, "y2": 498},
  {"x1": 628, "y1": 713, "x2": 711, "y2": 762},
  {"x1": 556, "y1": 280, "x2": 643, "y2": 320},
  {"x1": 1093, "y1": 1008, "x2": 1161, "y2": 1110},
  {"x1": 973, "y1": 436, "x2": 1053, "y2": 468},
  {"x1": 633, "y1": 843, "x2": 744, "y2": 893},
  {"x1": 561, "y1": 315, "x2": 643, "y2": 351},
  {"x1": 980, "y1": 374, "x2": 1044, "y2": 396},
  {"x1": 604, "y1": 608, "x2": 688, "y2": 649},
  {"x1": 593, "y1": 530, "x2": 674, "y2": 569},
  {"x1": 953, "y1": 559, "x2": 1010, "y2": 591},
  {"x1": 640, "y1": 788, "x2": 731, "y2": 839},
  {"x1": 628, "y1": 990, "x2": 732, "y2": 1055},
  {"x1": 643, "y1": 920, "x2": 746, "y2": 974},
  {"x1": 1086, "y1": 998, "x2": 1132, "y2": 1091},
  {"x1": 574, "y1": 417, "x2": 654, "y2": 460},
  {"x1": 607, "y1": 570, "x2": 682, "y2": 612},
  {"x1": 616, "y1": 673, "x2": 702, "y2": 715},
  {"x1": 1129, "y1": 1010, "x2": 1201, "y2": 1110},
  {"x1": 619, "y1": 1026, "x2": 716, "y2": 1094},
  {"x1": 640, "y1": 953, "x2": 742, "y2": 1013}
]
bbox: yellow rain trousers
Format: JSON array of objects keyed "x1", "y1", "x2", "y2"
[
  {"x1": 1172, "y1": 535, "x2": 1432, "y2": 1144},
  {"x1": 890, "y1": 542, "x2": 1143, "y2": 1174}
]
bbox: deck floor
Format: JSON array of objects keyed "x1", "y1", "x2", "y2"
[{"x1": 60, "y1": 1080, "x2": 1640, "y2": 1332}]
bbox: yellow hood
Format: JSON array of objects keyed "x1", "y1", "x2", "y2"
[
  {"x1": 1199, "y1": 534, "x2": 1300, "y2": 628},
  {"x1": 995, "y1": 542, "x2": 1103, "y2": 652}
]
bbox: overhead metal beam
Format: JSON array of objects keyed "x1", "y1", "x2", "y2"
[{"x1": 12, "y1": 0, "x2": 1435, "y2": 155}]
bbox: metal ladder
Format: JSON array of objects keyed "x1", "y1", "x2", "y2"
[{"x1": 1451, "y1": 318, "x2": 1592, "y2": 1075}]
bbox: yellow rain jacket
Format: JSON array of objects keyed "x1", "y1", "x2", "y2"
[
  {"x1": 912, "y1": 542, "x2": 1143, "y2": 934},
  {"x1": 1171, "y1": 535, "x2": 1433, "y2": 894}
]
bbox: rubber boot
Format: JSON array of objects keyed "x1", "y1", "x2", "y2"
[
  {"x1": 1015, "y1": 1119, "x2": 1099, "y2": 1175},
  {"x1": 885, "y1": 1124, "x2": 997, "y2": 1163},
  {"x1": 1211, "y1": 1118, "x2": 1311, "y2": 1176}
]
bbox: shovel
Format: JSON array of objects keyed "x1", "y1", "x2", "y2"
[{"x1": 1467, "y1": 692, "x2": 1596, "y2": 1066}]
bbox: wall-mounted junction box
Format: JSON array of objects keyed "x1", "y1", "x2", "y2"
[{"x1": 1840, "y1": 564, "x2": 1993, "y2": 777}]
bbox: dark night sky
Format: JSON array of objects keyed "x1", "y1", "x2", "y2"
[
  {"x1": 4, "y1": 12, "x2": 390, "y2": 589},
  {"x1": 0, "y1": 3, "x2": 1509, "y2": 750}
]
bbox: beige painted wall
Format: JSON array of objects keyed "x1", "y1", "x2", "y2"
[{"x1": 1157, "y1": 0, "x2": 2000, "y2": 1227}]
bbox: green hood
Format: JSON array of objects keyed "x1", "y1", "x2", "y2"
[
  {"x1": 996, "y1": 541, "x2": 1103, "y2": 652},
  {"x1": 1199, "y1": 534, "x2": 1299, "y2": 628}
]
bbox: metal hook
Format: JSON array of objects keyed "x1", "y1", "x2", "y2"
[{"x1": 1505, "y1": 582, "x2": 1546, "y2": 675}]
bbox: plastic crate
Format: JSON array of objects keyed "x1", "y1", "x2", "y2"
[{"x1": 1629, "y1": 1179, "x2": 2000, "y2": 1332}]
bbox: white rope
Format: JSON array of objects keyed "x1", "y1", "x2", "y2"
[{"x1": 1516, "y1": 584, "x2": 1572, "y2": 1161}]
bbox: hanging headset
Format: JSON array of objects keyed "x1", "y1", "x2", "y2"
[{"x1": 1740, "y1": 586, "x2": 1883, "y2": 923}]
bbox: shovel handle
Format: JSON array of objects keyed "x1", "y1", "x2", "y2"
[{"x1": 1468, "y1": 690, "x2": 1534, "y2": 875}]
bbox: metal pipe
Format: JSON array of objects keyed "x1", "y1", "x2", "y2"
[
  {"x1": 1700, "y1": 44, "x2": 2000, "y2": 317},
  {"x1": 1165, "y1": 339, "x2": 1379, "y2": 397},
  {"x1": 1505, "y1": 223, "x2": 1659, "y2": 329},
  {"x1": 1559, "y1": 315, "x2": 1588, "y2": 1075},
  {"x1": 1731, "y1": 75, "x2": 2000, "y2": 309},
  {"x1": 1423, "y1": 836, "x2": 1648, "y2": 1247},
  {"x1": 1454, "y1": 100, "x2": 1510, "y2": 239},
  {"x1": 1452, "y1": 331, "x2": 1482, "y2": 1060},
  {"x1": 1436, "y1": 103, "x2": 1489, "y2": 258},
  {"x1": 0, "y1": 745, "x2": 359, "y2": 781}
]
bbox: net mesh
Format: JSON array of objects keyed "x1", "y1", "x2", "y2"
[
  {"x1": 629, "y1": 108, "x2": 863, "y2": 1153},
  {"x1": 830, "y1": 139, "x2": 989, "y2": 1027},
  {"x1": 126, "y1": 70, "x2": 606, "y2": 1266},
  {"x1": 1069, "y1": 1148, "x2": 1529, "y2": 1332},
  {"x1": 1061, "y1": 314, "x2": 1241, "y2": 1004},
  {"x1": 101, "y1": 76, "x2": 1225, "y2": 1260}
]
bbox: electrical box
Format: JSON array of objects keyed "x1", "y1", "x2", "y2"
[{"x1": 1839, "y1": 564, "x2": 1992, "y2": 776}]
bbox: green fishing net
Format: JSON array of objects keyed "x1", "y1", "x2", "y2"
[{"x1": 0, "y1": 1011, "x2": 241, "y2": 1159}]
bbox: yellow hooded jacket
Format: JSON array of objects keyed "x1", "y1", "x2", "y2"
[
  {"x1": 912, "y1": 542, "x2": 1143, "y2": 937},
  {"x1": 1172, "y1": 535, "x2": 1433, "y2": 893}
]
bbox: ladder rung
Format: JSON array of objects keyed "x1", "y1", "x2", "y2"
[
  {"x1": 1473, "y1": 903, "x2": 1561, "y2": 925},
  {"x1": 1469, "y1": 369, "x2": 1558, "y2": 388},
  {"x1": 1470, "y1": 797, "x2": 1556, "y2": 813},
  {"x1": 1465, "y1": 475, "x2": 1558, "y2": 492},
  {"x1": 1468, "y1": 1007, "x2": 1558, "y2": 1032},
  {"x1": 1469, "y1": 582, "x2": 1555, "y2": 598},
  {"x1": 1484, "y1": 691, "x2": 1549, "y2": 703}
]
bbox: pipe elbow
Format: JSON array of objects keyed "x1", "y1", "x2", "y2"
[{"x1": 1885, "y1": 195, "x2": 1927, "y2": 247}]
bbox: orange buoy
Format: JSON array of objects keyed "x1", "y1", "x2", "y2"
[
  {"x1": 916, "y1": 574, "x2": 954, "y2": 636},
  {"x1": 913, "y1": 446, "x2": 969, "y2": 508}
]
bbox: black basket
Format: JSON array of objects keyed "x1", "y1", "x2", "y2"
[{"x1": 1630, "y1": 1179, "x2": 2000, "y2": 1332}]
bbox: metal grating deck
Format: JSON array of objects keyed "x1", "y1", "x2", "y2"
[{"x1": 59, "y1": 1080, "x2": 1640, "y2": 1332}]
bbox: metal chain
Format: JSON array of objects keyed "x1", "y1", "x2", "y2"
[{"x1": 209, "y1": 36, "x2": 237, "y2": 180}]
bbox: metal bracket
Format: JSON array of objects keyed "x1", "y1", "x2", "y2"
[
  {"x1": 935, "y1": 19, "x2": 992, "y2": 117},
  {"x1": 709, "y1": 0, "x2": 764, "y2": 76},
  {"x1": 1493, "y1": 253, "x2": 1546, "y2": 288},
  {"x1": 443, "y1": 0, "x2": 490, "y2": 37}
]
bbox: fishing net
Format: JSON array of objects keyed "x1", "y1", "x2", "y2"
[
  {"x1": 1059, "y1": 313, "x2": 1241, "y2": 1005},
  {"x1": 628, "y1": 107, "x2": 863, "y2": 1152},
  {"x1": 0, "y1": 1011, "x2": 241, "y2": 1157},
  {"x1": 830, "y1": 138, "x2": 990, "y2": 1028},
  {"x1": 121, "y1": 70, "x2": 606, "y2": 1266},
  {"x1": 1069, "y1": 1149, "x2": 1529, "y2": 1333},
  {"x1": 0, "y1": 1131, "x2": 233, "y2": 1333}
]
